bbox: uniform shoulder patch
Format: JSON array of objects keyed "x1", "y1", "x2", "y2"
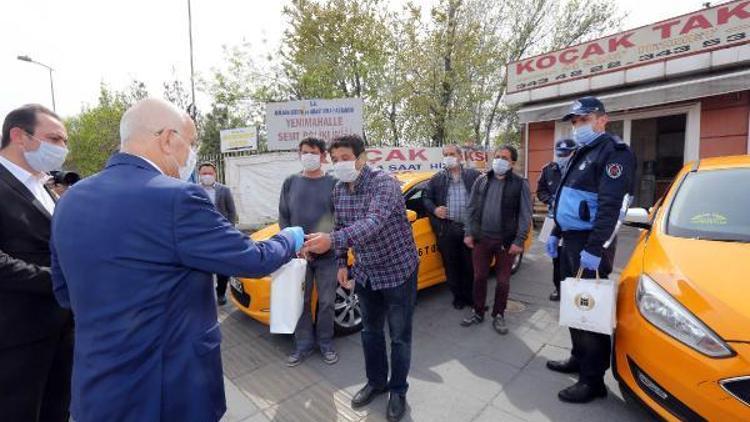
[{"x1": 605, "y1": 162, "x2": 623, "y2": 179}]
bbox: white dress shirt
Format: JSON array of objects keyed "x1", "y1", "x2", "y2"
[{"x1": 0, "y1": 155, "x2": 56, "y2": 215}]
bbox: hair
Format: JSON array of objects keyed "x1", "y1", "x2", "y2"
[
  {"x1": 1, "y1": 104, "x2": 61, "y2": 149},
  {"x1": 198, "y1": 162, "x2": 217, "y2": 172},
  {"x1": 328, "y1": 134, "x2": 365, "y2": 157},
  {"x1": 119, "y1": 98, "x2": 186, "y2": 147},
  {"x1": 497, "y1": 144, "x2": 519, "y2": 162},
  {"x1": 299, "y1": 137, "x2": 326, "y2": 154},
  {"x1": 443, "y1": 144, "x2": 462, "y2": 155}
]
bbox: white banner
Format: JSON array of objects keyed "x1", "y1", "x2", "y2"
[
  {"x1": 507, "y1": 0, "x2": 750, "y2": 93},
  {"x1": 266, "y1": 98, "x2": 364, "y2": 151},
  {"x1": 220, "y1": 127, "x2": 258, "y2": 153},
  {"x1": 225, "y1": 147, "x2": 491, "y2": 227}
]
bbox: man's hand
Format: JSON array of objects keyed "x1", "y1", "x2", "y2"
[
  {"x1": 508, "y1": 244, "x2": 523, "y2": 255},
  {"x1": 434, "y1": 206, "x2": 448, "y2": 219},
  {"x1": 463, "y1": 236, "x2": 474, "y2": 249},
  {"x1": 337, "y1": 267, "x2": 352, "y2": 289},
  {"x1": 303, "y1": 233, "x2": 333, "y2": 255},
  {"x1": 580, "y1": 250, "x2": 601, "y2": 271},
  {"x1": 545, "y1": 235, "x2": 559, "y2": 258},
  {"x1": 280, "y1": 226, "x2": 305, "y2": 253}
]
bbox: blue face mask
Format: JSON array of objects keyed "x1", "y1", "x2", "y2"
[{"x1": 573, "y1": 124, "x2": 601, "y2": 147}]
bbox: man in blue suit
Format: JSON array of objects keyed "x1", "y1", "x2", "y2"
[{"x1": 50, "y1": 98, "x2": 304, "y2": 422}]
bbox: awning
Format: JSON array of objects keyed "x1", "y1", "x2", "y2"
[{"x1": 517, "y1": 68, "x2": 750, "y2": 123}]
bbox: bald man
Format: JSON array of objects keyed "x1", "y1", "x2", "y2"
[{"x1": 50, "y1": 98, "x2": 305, "y2": 422}]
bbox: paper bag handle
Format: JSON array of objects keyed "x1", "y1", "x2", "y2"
[{"x1": 575, "y1": 267, "x2": 600, "y2": 282}]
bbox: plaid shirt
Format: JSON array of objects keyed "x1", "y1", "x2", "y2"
[
  {"x1": 330, "y1": 165, "x2": 418, "y2": 290},
  {"x1": 446, "y1": 171, "x2": 469, "y2": 224}
]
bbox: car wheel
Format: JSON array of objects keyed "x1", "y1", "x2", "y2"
[
  {"x1": 334, "y1": 283, "x2": 362, "y2": 336},
  {"x1": 510, "y1": 252, "x2": 524, "y2": 274}
]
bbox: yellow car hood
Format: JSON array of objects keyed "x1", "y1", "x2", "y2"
[{"x1": 643, "y1": 233, "x2": 750, "y2": 342}]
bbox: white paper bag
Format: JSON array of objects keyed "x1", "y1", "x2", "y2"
[
  {"x1": 559, "y1": 270, "x2": 617, "y2": 335},
  {"x1": 270, "y1": 258, "x2": 308, "y2": 334},
  {"x1": 538, "y1": 217, "x2": 556, "y2": 243}
]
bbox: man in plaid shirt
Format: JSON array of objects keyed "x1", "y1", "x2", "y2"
[{"x1": 303, "y1": 135, "x2": 418, "y2": 422}]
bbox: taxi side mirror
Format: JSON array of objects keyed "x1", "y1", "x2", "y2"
[
  {"x1": 624, "y1": 208, "x2": 651, "y2": 230},
  {"x1": 406, "y1": 209, "x2": 417, "y2": 223}
]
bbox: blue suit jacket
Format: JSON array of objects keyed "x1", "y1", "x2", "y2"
[{"x1": 50, "y1": 153, "x2": 296, "y2": 422}]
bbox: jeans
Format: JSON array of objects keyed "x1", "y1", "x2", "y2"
[
  {"x1": 560, "y1": 230, "x2": 617, "y2": 386},
  {"x1": 294, "y1": 256, "x2": 338, "y2": 353},
  {"x1": 471, "y1": 237, "x2": 515, "y2": 317},
  {"x1": 355, "y1": 269, "x2": 418, "y2": 395}
]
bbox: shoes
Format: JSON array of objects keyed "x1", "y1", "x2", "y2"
[
  {"x1": 386, "y1": 393, "x2": 407, "y2": 422},
  {"x1": 351, "y1": 384, "x2": 387, "y2": 408},
  {"x1": 549, "y1": 290, "x2": 560, "y2": 301},
  {"x1": 286, "y1": 350, "x2": 313, "y2": 367},
  {"x1": 460, "y1": 310, "x2": 485, "y2": 326},
  {"x1": 217, "y1": 295, "x2": 227, "y2": 306},
  {"x1": 322, "y1": 350, "x2": 339, "y2": 365},
  {"x1": 546, "y1": 358, "x2": 580, "y2": 374},
  {"x1": 557, "y1": 381, "x2": 608, "y2": 403},
  {"x1": 492, "y1": 314, "x2": 508, "y2": 335}
]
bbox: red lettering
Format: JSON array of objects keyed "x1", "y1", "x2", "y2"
[
  {"x1": 652, "y1": 19, "x2": 681, "y2": 39},
  {"x1": 408, "y1": 149, "x2": 427, "y2": 161},
  {"x1": 385, "y1": 149, "x2": 406, "y2": 161},
  {"x1": 608, "y1": 33, "x2": 635, "y2": 52},
  {"x1": 680, "y1": 14, "x2": 713, "y2": 34},
  {"x1": 516, "y1": 60, "x2": 535, "y2": 74},
  {"x1": 536, "y1": 55, "x2": 556, "y2": 69},
  {"x1": 560, "y1": 49, "x2": 579, "y2": 64},
  {"x1": 367, "y1": 149, "x2": 383, "y2": 163},
  {"x1": 717, "y1": 1, "x2": 750, "y2": 25},
  {"x1": 581, "y1": 43, "x2": 606, "y2": 59}
]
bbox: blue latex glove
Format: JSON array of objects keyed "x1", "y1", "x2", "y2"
[
  {"x1": 545, "y1": 236, "x2": 559, "y2": 258},
  {"x1": 281, "y1": 226, "x2": 305, "y2": 253},
  {"x1": 580, "y1": 250, "x2": 601, "y2": 271}
]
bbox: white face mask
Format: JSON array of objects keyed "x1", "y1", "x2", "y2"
[
  {"x1": 24, "y1": 138, "x2": 69, "y2": 173},
  {"x1": 300, "y1": 153, "x2": 322, "y2": 171},
  {"x1": 443, "y1": 156, "x2": 459, "y2": 169},
  {"x1": 554, "y1": 155, "x2": 571, "y2": 167},
  {"x1": 178, "y1": 148, "x2": 197, "y2": 181},
  {"x1": 492, "y1": 158, "x2": 510, "y2": 175},
  {"x1": 199, "y1": 174, "x2": 216, "y2": 186},
  {"x1": 333, "y1": 160, "x2": 360, "y2": 182}
]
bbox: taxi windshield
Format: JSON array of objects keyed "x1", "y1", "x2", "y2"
[{"x1": 667, "y1": 168, "x2": 750, "y2": 243}]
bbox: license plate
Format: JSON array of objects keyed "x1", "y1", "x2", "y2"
[{"x1": 230, "y1": 278, "x2": 244, "y2": 294}]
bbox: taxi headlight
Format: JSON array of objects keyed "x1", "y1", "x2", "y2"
[{"x1": 636, "y1": 274, "x2": 734, "y2": 358}]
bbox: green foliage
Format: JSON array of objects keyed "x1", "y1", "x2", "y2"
[{"x1": 64, "y1": 81, "x2": 149, "y2": 176}]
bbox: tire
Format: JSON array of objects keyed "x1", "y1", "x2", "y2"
[
  {"x1": 510, "y1": 252, "x2": 524, "y2": 274},
  {"x1": 333, "y1": 282, "x2": 363, "y2": 336}
]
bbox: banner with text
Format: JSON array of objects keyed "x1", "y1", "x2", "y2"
[
  {"x1": 220, "y1": 127, "x2": 258, "y2": 153},
  {"x1": 266, "y1": 98, "x2": 364, "y2": 151},
  {"x1": 507, "y1": 0, "x2": 750, "y2": 93}
]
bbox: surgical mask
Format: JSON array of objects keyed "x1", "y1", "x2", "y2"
[
  {"x1": 301, "y1": 153, "x2": 321, "y2": 171},
  {"x1": 554, "y1": 155, "x2": 571, "y2": 168},
  {"x1": 492, "y1": 158, "x2": 510, "y2": 175},
  {"x1": 333, "y1": 160, "x2": 360, "y2": 182},
  {"x1": 24, "y1": 138, "x2": 68, "y2": 173},
  {"x1": 442, "y1": 156, "x2": 458, "y2": 169},
  {"x1": 199, "y1": 174, "x2": 216, "y2": 186},
  {"x1": 573, "y1": 124, "x2": 600, "y2": 147},
  {"x1": 178, "y1": 148, "x2": 197, "y2": 181}
]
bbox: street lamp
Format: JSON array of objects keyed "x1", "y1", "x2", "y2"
[{"x1": 17, "y1": 55, "x2": 56, "y2": 112}]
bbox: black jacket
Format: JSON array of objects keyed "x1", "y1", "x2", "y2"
[
  {"x1": 423, "y1": 167, "x2": 480, "y2": 234},
  {"x1": 536, "y1": 161, "x2": 562, "y2": 207},
  {"x1": 0, "y1": 164, "x2": 72, "y2": 348}
]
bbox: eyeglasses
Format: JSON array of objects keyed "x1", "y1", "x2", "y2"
[
  {"x1": 26, "y1": 131, "x2": 68, "y2": 147},
  {"x1": 154, "y1": 128, "x2": 199, "y2": 151}
]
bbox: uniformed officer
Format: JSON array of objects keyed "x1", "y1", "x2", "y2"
[
  {"x1": 544, "y1": 96, "x2": 635, "y2": 403},
  {"x1": 536, "y1": 138, "x2": 577, "y2": 301}
]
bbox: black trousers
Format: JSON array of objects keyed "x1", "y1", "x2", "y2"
[
  {"x1": 560, "y1": 230, "x2": 617, "y2": 386},
  {"x1": 436, "y1": 221, "x2": 474, "y2": 305},
  {"x1": 552, "y1": 256, "x2": 561, "y2": 292},
  {"x1": 215, "y1": 274, "x2": 230, "y2": 297},
  {"x1": 0, "y1": 320, "x2": 73, "y2": 422}
]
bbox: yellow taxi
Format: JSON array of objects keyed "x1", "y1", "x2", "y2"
[
  {"x1": 614, "y1": 155, "x2": 750, "y2": 421},
  {"x1": 230, "y1": 170, "x2": 533, "y2": 335}
]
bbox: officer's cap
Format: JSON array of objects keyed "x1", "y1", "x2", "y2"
[
  {"x1": 562, "y1": 96, "x2": 606, "y2": 121},
  {"x1": 554, "y1": 138, "x2": 577, "y2": 153}
]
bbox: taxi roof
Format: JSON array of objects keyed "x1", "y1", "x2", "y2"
[{"x1": 692, "y1": 155, "x2": 750, "y2": 171}]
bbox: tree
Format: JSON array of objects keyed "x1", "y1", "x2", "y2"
[{"x1": 65, "y1": 81, "x2": 149, "y2": 176}]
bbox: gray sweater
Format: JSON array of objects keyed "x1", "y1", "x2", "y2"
[{"x1": 278, "y1": 173, "x2": 337, "y2": 234}]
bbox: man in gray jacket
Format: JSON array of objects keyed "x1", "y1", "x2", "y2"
[{"x1": 198, "y1": 162, "x2": 238, "y2": 305}]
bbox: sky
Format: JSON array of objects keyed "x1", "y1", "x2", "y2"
[{"x1": 0, "y1": 0, "x2": 714, "y2": 121}]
